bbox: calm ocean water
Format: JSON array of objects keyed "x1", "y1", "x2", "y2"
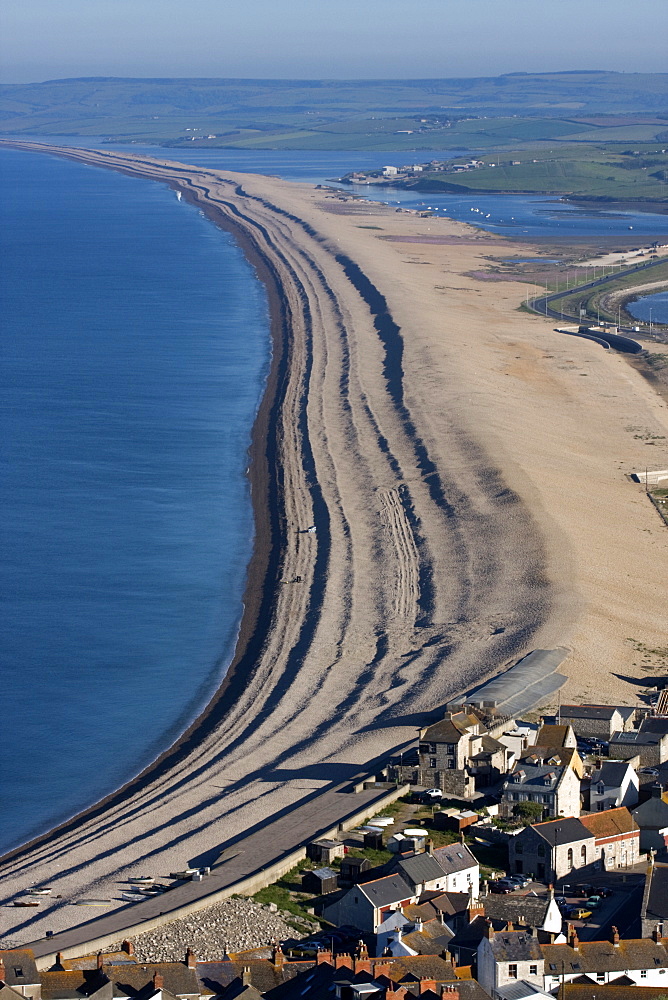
[
  {"x1": 2, "y1": 141, "x2": 667, "y2": 856},
  {"x1": 0, "y1": 149, "x2": 269, "y2": 853}
]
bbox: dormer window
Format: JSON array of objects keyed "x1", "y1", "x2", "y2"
[{"x1": 597, "y1": 784, "x2": 605, "y2": 794}]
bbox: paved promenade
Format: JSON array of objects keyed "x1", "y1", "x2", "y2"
[{"x1": 24, "y1": 777, "x2": 404, "y2": 964}]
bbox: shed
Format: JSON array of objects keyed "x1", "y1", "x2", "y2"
[
  {"x1": 306, "y1": 839, "x2": 345, "y2": 865},
  {"x1": 433, "y1": 810, "x2": 479, "y2": 833},
  {"x1": 301, "y1": 867, "x2": 339, "y2": 895},
  {"x1": 340, "y1": 856, "x2": 371, "y2": 882}
]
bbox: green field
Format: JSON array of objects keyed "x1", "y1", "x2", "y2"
[
  {"x1": 402, "y1": 145, "x2": 668, "y2": 201},
  {"x1": 1, "y1": 73, "x2": 667, "y2": 151}
]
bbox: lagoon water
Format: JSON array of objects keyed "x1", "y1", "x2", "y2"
[
  {"x1": 628, "y1": 290, "x2": 668, "y2": 325},
  {"x1": 2, "y1": 141, "x2": 667, "y2": 856},
  {"x1": 0, "y1": 149, "x2": 269, "y2": 854}
]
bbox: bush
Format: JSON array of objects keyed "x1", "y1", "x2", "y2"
[{"x1": 513, "y1": 801, "x2": 545, "y2": 824}]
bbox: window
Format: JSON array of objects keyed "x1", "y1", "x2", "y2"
[
  {"x1": 597, "y1": 975, "x2": 605, "y2": 983},
  {"x1": 447, "y1": 744, "x2": 455, "y2": 754},
  {"x1": 448, "y1": 760, "x2": 455, "y2": 769},
  {"x1": 516, "y1": 861, "x2": 523, "y2": 874},
  {"x1": 597, "y1": 802, "x2": 605, "y2": 812},
  {"x1": 508, "y1": 965, "x2": 518, "y2": 980},
  {"x1": 530, "y1": 965, "x2": 538, "y2": 976},
  {"x1": 567, "y1": 848, "x2": 574, "y2": 867},
  {"x1": 516, "y1": 842, "x2": 523, "y2": 854},
  {"x1": 429, "y1": 758, "x2": 437, "y2": 768},
  {"x1": 538, "y1": 863, "x2": 545, "y2": 879},
  {"x1": 537, "y1": 844, "x2": 545, "y2": 857},
  {"x1": 641, "y1": 971, "x2": 647, "y2": 979},
  {"x1": 581, "y1": 845, "x2": 587, "y2": 863}
]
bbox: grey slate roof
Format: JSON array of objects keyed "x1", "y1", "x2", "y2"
[
  {"x1": 531, "y1": 817, "x2": 593, "y2": 847},
  {"x1": 542, "y1": 939, "x2": 668, "y2": 974},
  {"x1": 560, "y1": 705, "x2": 621, "y2": 721},
  {"x1": 643, "y1": 864, "x2": 668, "y2": 922},
  {"x1": 610, "y1": 731, "x2": 663, "y2": 747},
  {"x1": 592, "y1": 760, "x2": 634, "y2": 787},
  {"x1": 398, "y1": 853, "x2": 447, "y2": 886},
  {"x1": 632, "y1": 794, "x2": 668, "y2": 828},
  {"x1": 359, "y1": 874, "x2": 415, "y2": 908},
  {"x1": 489, "y1": 931, "x2": 543, "y2": 962},
  {"x1": 640, "y1": 718, "x2": 668, "y2": 736},
  {"x1": 0, "y1": 952, "x2": 40, "y2": 987},
  {"x1": 504, "y1": 763, "x2": 564, "y2": 793},
  {"x1": 482, "y1": 894, "x2": 551, "y2": 929},
  {"x1": 432, "y1": 843, "x2": 478, "y2": 875}
]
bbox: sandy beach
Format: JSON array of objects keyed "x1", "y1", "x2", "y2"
[{"x1": 1, "y1": 142, "x2": 667, "y2": 947}]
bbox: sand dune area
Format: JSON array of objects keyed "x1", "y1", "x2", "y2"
[{"x1": 0, "y1": 144, "x2": 666, "y2": 947}]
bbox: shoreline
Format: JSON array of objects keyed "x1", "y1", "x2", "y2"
[{"x1": 0, "y1": 142, "x2": 298, "y2": 864}]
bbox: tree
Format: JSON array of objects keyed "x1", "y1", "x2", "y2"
[{"x1": 513, "y1": 801, "x2": 545, "y2": 824}]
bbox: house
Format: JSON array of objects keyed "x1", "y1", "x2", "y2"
[
  {"x1": 632, "y1": 785, "x2": 668, "y2": 851},
  {"x1": 509, "y1": 818, "x2": 595, "y2": 883},
  {"x1": 579, "y1": 807, "x2": 641, "y2": 870},
  {"x1": 320, "y1": 844, "x2": 479, "y2": 933},
  {"x1": 319, "y1": 873, "x2": 417, "y2": 933},
  {"x1": 476, "y1": 925, "x2": 544, "y2": 996},
  {"x1": 534, "y1": 725, "x2": 577, "y2": 750},
  {"x1": 609, "y1": 730, "x2": 668, "y2": 768},
  {"x1": 559, "y1": 706, "x2": 636, "y2": 739},
  {"x1": 255, "y1": 951, "x2": 474, "y2": 1000},
  {"x1": 0, "y1": 954, "x2": 40, "y2": 1000},
  {"x1": 541, "y1": 927, "x2": 668, "y2": 989},
  {"x1": 500, "y1": 761, "x2": 581, "y2": 820},
  {"x1": 195, "y1": 949, "x2": 313, "y2": 998},
  {"x1": 390, "y1": 712, "x2": 512, "y2": 799},
  {"x1": 519, "y1": 747, "x2": 584, "y2": 780},
  {"x1": 382, "y1": 166, "x2": 398, "y2": 177},
  {"x1": 640, "y1": 862, "x2": 668, "y2": 937},
  {"x1": 590, "y1": 760, "x2": 639, "y2": 811},
  {"x1": 38, "y1": 954, "x2": 201, "y2": 1000},
  {"x1": 301, "y1": 867, "x2": 338, "y2": 895}
]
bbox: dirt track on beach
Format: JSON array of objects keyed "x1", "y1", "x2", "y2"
[{"x1": 1, "y1": 144, "x2": 667, "y2": 947}]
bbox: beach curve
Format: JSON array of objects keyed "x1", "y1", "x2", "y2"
[{"x1": 1, "y1": 142, "x2": 666, "y2": 947}]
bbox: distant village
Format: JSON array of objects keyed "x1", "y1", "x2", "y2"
[
  {"x1": 342, "y1": 156, "x2": 525, "y2": 188},
  {"x1": 6, "y1": 688, "x2": 668, "y2": 1000}
]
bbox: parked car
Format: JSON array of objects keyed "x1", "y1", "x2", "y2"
[
  {"x1": 490, "y1": 881, "x2": 514, "y2": 894},
  {"x1": 556, "y1": 896, "x2": 568, "y2": 907},
  {"x1": 586, "y1": 895, "x2": 602, "y2": 908},
  {"x1": 567, "y1": 906, "x2": 592, "y2": 920},
  {"x1": 509, "y1": 875, "x2": 531, "y2": 888},
  {"x1": 597, "y1": 886, "x2": 613, "y2": 898},
  {"x1": 422, "y1": 788, "x2": 443, "y2": 803},
  {"x1": 573, "y1": 884, "x2": 594, "y2": 898}
]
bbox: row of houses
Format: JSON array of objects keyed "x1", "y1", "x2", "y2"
[{"x1": 7, "y1": 923, "x2": 668, "y2": 1000}]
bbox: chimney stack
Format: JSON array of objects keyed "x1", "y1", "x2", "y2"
[
  {"x1": 611, "y1": 927, "x2": 620, "y2": 947},
  {"x1": 316, "y1": 950, "x2": 332, "y2": 966},
  {"x1": 55, "y1": 954, "x2": 64, "y2": 970},
  {"x1": 335, "y1": 954, "x2": 353, "y2": 970},
  {"x1": 653, "y1": 924, "x2": 664, "y2": 943},
  {"x1": 152, "y1": 973, "x2": 164, "y2": 991},
  {"x1": 441, "y1": 988, "x2": 460, "y2": 999},
  {"x1": 122, "y1": 940, "x2": 135, "y2": 957},
  {"x1": 484, "y1": 918, "x2": 494, "y2": 940},
  {"x1": 0, "y1": 959, "x2": 6, "y2": 984},
  {"x1": 418, "y1": 978, "x2": 437, "y2": 994},
  {"x1": 426, "y1": 838, "x2": 434, "y2": 856},
  {"x1": 185, "y1": 948, "x2": 196, "y2": 969},
  {"x1": 272, "y1": 944, "x2": 284, "y2": 969},
  {"x1": 568, "y1": 925, "x2": 579, "y2": 951},
  {"x1": 96, "y1": 953, "x2": 104, "y2": 971},
  {"x1": 242, "y1": 968, "x2": 252, "y2": 987}
]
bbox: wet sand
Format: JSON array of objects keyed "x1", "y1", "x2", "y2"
[{"x1": 1, "y1": 143, "x2": 667, "y2": 945}]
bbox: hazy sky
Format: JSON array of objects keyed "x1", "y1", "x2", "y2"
[{"x1": 2, "y1": 0, "x2": 667, "y2": 83}]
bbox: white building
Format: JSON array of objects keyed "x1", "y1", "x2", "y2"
[{"x1": 590, "y1": 759, "x2": 639, "y2": 811}]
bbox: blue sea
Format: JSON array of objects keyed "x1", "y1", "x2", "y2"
[
  {"x1": 2, "y1": 141, "x2": 667, "y2": 857},
  {"x1": 0, "y1": 148, "x2": 269, "y2": 854}
]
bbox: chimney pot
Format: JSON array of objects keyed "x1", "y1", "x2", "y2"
[{"x1": 612, "y1": 926, "x2": 620, "y2": 947}]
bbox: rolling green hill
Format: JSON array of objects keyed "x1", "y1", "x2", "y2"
[{"x1": 1, "y1": 73, "x2": 667, "y2": 148}]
